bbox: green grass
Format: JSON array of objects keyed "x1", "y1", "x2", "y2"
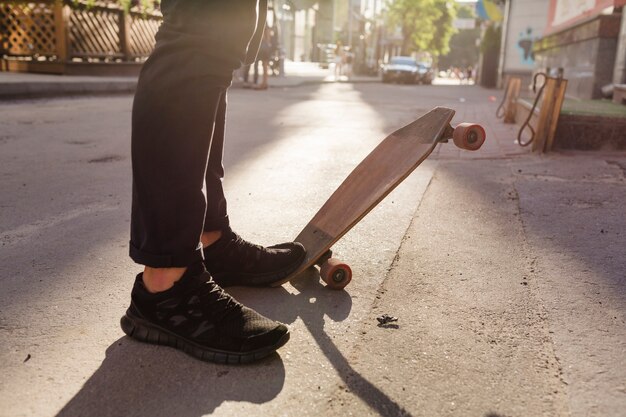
[{"x1": 561, "y1": 99, "x2": 626, "y2": 118}]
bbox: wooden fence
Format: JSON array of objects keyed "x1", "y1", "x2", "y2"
[{"x1": 0, "y1": 0, "x2": 161, "y2": 73}]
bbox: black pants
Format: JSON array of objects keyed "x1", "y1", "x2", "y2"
[{"x1": 129, "y1": 31, "x2": 233, "y2": 268}]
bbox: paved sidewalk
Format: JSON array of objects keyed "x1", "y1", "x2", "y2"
[{"x1": 0, "y1": 61, "x2": 378, "y2": 99}]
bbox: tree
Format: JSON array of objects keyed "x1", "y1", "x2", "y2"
[
  {"x1": 479, "y1": 24, "x2": 501, "y2": 87},
  {"x1": 427, "y1": 0, "x2": 456, "y2": 58},
  {"x1": 386, "y1": 0, "x2": 457, "y2": 58},
  {"x1": 75, "y1": 0, "x2": 159, "y2": 13},
  {"x1": 438, "y1": 5, "x2": 480, "y2": 69}
]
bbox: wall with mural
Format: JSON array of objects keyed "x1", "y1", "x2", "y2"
[{"x1": 503, "y1": 0, "x2": 551, "y2": 74}]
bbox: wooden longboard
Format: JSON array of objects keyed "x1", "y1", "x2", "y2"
[{"x1": 272, "y1": 107, "x2": 485, "y2": 289}]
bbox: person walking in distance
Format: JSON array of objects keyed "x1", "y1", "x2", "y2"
[
  {"x1": 255, "y1": 27, "x2": 273, "y2": 90},
  {"x1": 121, "y1": 0, "x2": 306, "y2": 364},
  {"x1": 344, "y1": 46, "x2": 354, "y2": 79},
  {"x1": 333, "y1": 41, "x2": 344, "y2": 80}
]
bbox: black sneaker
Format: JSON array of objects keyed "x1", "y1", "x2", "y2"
[
  {"x1": 120, "y1": 263, "x2": 290, "y2": 364},
  {"x1": 203, "y1": 228, "x2": 305, "y2": 287}
]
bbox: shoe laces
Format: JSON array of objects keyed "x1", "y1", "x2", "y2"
[
  {"x1": 195, "y1": 278, "x2": 242, "y2": 322},
  {"x1": 223, "y1": 232, "x2": 267, "y2": 264}
]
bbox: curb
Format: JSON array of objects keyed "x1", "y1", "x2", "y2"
[
  {"x1": 0, "y1": 76, "x2": 380, "y2": 100},
  {"x1": 0, "y1": 80, "x2": 138, "y2": 100},
  {"x1": 233, "y1": 77, "x2": 380, "y2": 90}
]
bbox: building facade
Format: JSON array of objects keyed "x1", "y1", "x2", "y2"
[
  {"x1": 496, "y1": 0, "x2": 626, "y2": 99},
  {"x1": 533, "y1": 0, "x2": 626, "y2": 99},
  {"x1": 497, "y1": 0, "x2": 551, "y2": 87}
]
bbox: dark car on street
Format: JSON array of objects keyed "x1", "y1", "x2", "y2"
[{"x1": 381, "y1": 56, "x2": 433, "y2": 84}]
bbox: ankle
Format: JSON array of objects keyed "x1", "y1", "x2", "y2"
[
  {"x1": 143, "y1": 266, "x2": 187, "y2": 293},
  {"x1": 201, "y1": 230, "x2": 223, "y2": 248}
]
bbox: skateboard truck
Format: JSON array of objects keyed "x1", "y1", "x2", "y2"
[
  {"x1": 439, "y1": 125, "x2": 455, "y2": 143},
  {"x1": 314, "y1": 249, "x2": 333, "y2": 267}
]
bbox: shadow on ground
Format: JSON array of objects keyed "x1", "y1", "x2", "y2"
[
  {"x1": 231, "y1": 268, "x2": 412, "y2": 416},
  {"x1": 56, "y1": 270, "x2": 410, "y2": 417},
  {"x1": 56, "y1": 338, "x2": 286, "y2": 417}
]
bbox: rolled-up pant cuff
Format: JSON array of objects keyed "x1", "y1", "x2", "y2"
[{"x1": 129, "y1": 242, "x2": 204, "y2": 268}]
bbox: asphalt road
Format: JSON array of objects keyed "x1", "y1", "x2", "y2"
[{"x1": 1, "y1": 82, "x2": 625, "y2": 417}]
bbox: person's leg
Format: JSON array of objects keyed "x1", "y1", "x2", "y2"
[
  {"x1": 130, "y1": 64, "x2": 225, "y2": 279},
  {"x1": 124, "y1": 14, "x2": 291, "y2": 364},
  {"x1": 200, "y1": 92, "x2": 305, "y2": 287},
  {"x1": 260, "y1": 59, "x2": 269, "y2": 88},
  {"x1": 202, "y1": 91, "x2": 230, "y2": 237},
  {"x1": 253, "y1": 59, "x2": 260, "y2": 85},
  {"x1": 242, "y1": 63, "x2": 252, "y2": 87}
]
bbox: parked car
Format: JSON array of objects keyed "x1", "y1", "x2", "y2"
[{"x1": 381, "y1": 56, "x2": 433, "y2": 84}]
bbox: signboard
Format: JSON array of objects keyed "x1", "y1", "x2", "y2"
[
  {"x1": 553, "y1": 0, "x2": 596, "y2": 26},
  {"x1": 546, "y1": 0, "x2": 626, "y2": 33}
]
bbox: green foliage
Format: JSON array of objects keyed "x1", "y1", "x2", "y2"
[
  {"x1": 428, "y1": 0, "x2": 456, "y2": 57},
  {"x1": 480, "y1": 24, "x2": 501, "y2": 54},
  {"x1": 70, "y1": 0, "x2": 159, "y2": 14},
  {"x1": 456, "y1": 4, "x2": 475, "y2": 19},
  {"x1": 117, "y1": 0, "x2": 133, "y2": 12},
  {"x1": 70, "y1": 0, "x2": 96, "y2": 8},
  {"x1": 438, "y1": 4, "x2": 478, "y2": 68},
  {"x1": 386, "y1": 0, "x2": 457, "y2": 57},
  {"x1": 121, "y1": 0, "x2": 160, "y2": 13},
  {"x1": 438, "y1": 26, "x2": 480, "y2": 69}
]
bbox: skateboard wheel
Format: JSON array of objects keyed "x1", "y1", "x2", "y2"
[
  {"x1": 320, "y1": 258, "x2": 352, "y2": 290},
  {"x1": 452, "y1": 123, "x2": 485, "y2": 151}
]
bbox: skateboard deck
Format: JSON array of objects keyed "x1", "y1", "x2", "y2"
[{"x1": 272, "y1": 106, "x2": 485, "y2": 289}]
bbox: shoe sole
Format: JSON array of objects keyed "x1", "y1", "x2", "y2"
[{"x1": 120, "y1": 312, "x2": 290, "y2": 365}]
